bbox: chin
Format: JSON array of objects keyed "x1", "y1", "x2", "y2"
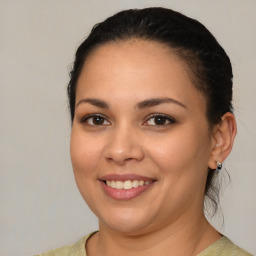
[{"x1": 98, "y1": 208, "x2": 154, "y2": 235}]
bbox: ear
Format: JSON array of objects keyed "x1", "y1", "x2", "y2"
[{"x1": 208, "y1": 112, "x2": 237, "y2": 170}]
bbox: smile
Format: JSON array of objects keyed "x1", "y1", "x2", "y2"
[
  {"x1": 105, "y1": 180, "x2": 153, "y2": 190},
  {"x1": 100, "y1": 174, "x2": 156, "y2": 200}
]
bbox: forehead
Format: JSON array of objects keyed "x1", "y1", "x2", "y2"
[
  {"x1": 76, "y1": 39, "x2": 206, "y2": 111},
  {"x1": 84, "y1": 39, "x2": 178, "y2": 74}
]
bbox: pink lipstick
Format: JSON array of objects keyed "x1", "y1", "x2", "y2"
[{"x1": 99, "y1": 174, "x2": 155, "y2": 200}]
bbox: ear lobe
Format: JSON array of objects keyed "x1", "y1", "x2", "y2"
[{"x1": 208, "y1": 112, "x2": 237, "y2": 170}]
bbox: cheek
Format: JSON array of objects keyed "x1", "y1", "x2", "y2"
[
  {"x1": 146, "y1": 126, "x2": 211, "y2": 176},
  {"x1": 70, "y1": 127, "x2": 103, "y2": 178},
  {"x1": 146, "y1": 127, "x2": 211, "y2": 210},
  {"x1": 70, "y1": 127, "x2": 105, "y2": 209}
]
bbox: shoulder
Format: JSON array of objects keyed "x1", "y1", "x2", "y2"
[
  {"x1": 34, "y1": 233, "x2": 94, "y2": 256},
  {"x1": 198, "y1": 236, "x2": 253, "y2": 256},
  {"x1": 34, "y1": 244, "x2": 73, "y2": 256}
]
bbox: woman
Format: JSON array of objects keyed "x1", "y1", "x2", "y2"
[{"x1": 37, "y1": 7, "x2": 252, "y2": 256}]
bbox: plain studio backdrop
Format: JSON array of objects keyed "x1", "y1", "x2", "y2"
[{"x1": 0, "y1": 1, "x2": 255, "y2": 255}]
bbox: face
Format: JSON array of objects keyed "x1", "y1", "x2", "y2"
[{"x1": 70, "y1": 40, "x2": 214, "y2": 235}]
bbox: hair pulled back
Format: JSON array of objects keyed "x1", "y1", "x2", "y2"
[{"x1": 67, "y1": 7, "x2": 233, "y2": 215}]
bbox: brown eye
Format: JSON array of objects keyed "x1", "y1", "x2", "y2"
[
  {"x1": 81, "y1": 114, "x2": 110, "y2": 126},
  {"x1": 153, "y1": 116, "x2": 168, "y2": 125},
  {"x1": 92, "y1": 116, "x2": 105, "y2": 125},
  {"x1": 144, "y1": 114, "x2": 175, "y2": 126}
]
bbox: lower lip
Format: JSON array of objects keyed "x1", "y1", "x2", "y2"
[{"x1": 100, "y1": 181, "x2": 154, "y2": 200}]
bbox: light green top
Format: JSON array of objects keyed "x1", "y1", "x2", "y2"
[{"x1": 35, "y1": 233, "x2": 253, "y2": 256}]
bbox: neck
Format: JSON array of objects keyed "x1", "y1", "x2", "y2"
[{"x1": 87, "y1": 213, "x2": 221, "y2": 256}]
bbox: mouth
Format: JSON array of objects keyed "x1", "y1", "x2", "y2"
[
  {"x1": 99, "y1": 174, "x2": 156, "y2": 200},
  {"x1": 104, "y1": 179, "x2": 153, "y2": 189}
]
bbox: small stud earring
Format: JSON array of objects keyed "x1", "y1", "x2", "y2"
[{"x1": 216, "y1": 161, "x2": 222, "y2": 171}]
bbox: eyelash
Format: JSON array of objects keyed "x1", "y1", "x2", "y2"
[
  {"x1": 80, "y1": 114, "x2": 111, "y2": 126},
  {"x1": 79, "y1": 113, "x2": 175, "y2": 127},
  {"x1": 143, "y1": 113, "x2": 176, "y2": 126}
]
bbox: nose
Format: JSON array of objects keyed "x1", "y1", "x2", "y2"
[{"x1": 104, "y1": 125, "x2": 144, "y2": 165}]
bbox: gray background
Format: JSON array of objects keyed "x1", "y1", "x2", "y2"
[{"x1": 0, "y1": 0, "x2": 255, "y2": 255}]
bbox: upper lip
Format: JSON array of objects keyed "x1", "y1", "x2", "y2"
[{"x1": 99, "y1": 173, "x2": 156, "y2": 182}]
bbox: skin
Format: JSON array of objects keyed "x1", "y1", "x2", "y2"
[{"x1": 70, "y1": 39, "x2": 236, "y2": 256}]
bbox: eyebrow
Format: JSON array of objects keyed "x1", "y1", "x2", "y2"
[
  {"x1": 76, "y1": 97, "x2": 187, "y2": 110},
  {"x1": 76, "y1": 98, "x2": 109, "y2": 109},
  {"x1": 136, "y1": 97, "x2": 187, "y2": 109}
]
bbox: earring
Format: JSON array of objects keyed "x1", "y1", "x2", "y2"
[{"x1": 216, "y1": 161, "x2": 222, "y2": 171}]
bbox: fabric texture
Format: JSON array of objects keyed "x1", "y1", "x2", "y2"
[{"x1": 35, "y1": 233, "x2": 253, "y2": 256}]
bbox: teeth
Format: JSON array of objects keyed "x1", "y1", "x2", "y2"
[
  {"x1": 115, "y1": 181, "x2": 124, "y2": 189},
  {"x1": 105, "y1": 180, "x2": 152, "y2": 189},
  {"x1": 132, "y1": 180, "x2": 139, "y2": 188},
  {"x1": 124, "y1": 180, "x2": 132, "y2": 189},
  {"x1": 110, "y1": 180, "x2": 116, "y2": 189}
]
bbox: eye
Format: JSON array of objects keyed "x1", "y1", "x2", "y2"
[
  {"x1": 80, "y1": 114, "x2": 110, "y2": 126},
  {"x1": 144, "y1": 114, "x2": 175, "y2": 126}
]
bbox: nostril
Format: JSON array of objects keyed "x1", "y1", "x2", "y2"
[
  {"x1": 124, "y1": 158, "x2": 135, "y2": 162},
  {"x1": 106, "y1": 156, "x2": 133, "y2": 162}
]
